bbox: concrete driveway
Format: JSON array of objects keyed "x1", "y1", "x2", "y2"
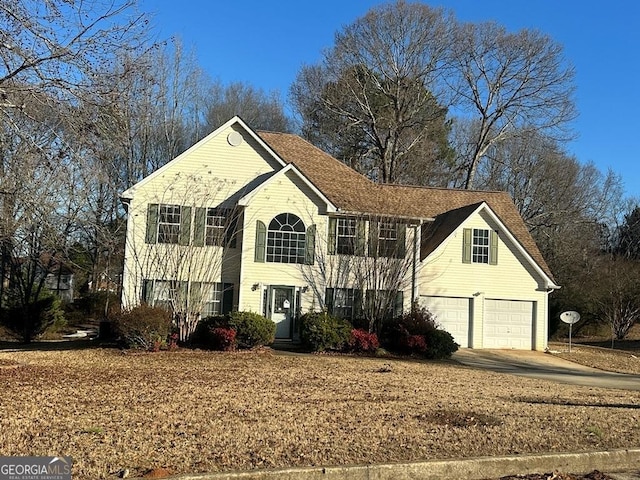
[{"x1": 452, "y1": 349, "x2": 640, "y2": 391}]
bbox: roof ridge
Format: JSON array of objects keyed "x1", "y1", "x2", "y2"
[{"x1": 382, "y1": 183, "x2": 510, "y2": 194}]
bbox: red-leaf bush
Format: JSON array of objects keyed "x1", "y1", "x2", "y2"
[
  {"x1": 210, "y1": 327, "x2": 237, "y2": 351},
  {"x1": 382, "y1": 304, "x2": 458, "y2": 359},
  {"x1": 348, "y1": 328, "x2": 380, "y2": 353},
  {"x1": 405, "y1": 334, "x2": 427, "y2": 353}
]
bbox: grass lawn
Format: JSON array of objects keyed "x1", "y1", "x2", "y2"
[{"x1": 0, "y1": 345, "x2": 639, "y2": 479}]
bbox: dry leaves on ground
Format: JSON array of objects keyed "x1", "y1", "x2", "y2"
[{"x1": 0, "y1": 347, "x2": 638, "y2": 480}]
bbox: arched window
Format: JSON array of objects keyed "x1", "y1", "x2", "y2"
[{"x1": 266, "y1": 213, "x2": 306, "y2": 263}]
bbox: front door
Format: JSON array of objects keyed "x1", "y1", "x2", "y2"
[{"x1": 270, "y1": 286, "x2": 294, "y2": 339}]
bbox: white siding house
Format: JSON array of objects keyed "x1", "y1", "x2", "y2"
[{"x1": 121, "y1": 116, "x2": 559, "y2": 350}]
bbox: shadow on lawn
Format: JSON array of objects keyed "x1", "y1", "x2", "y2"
[
  {"x1": 570, "y1": 338, "x2": 640, "y2": 352},
  {"x1": 0, "y1": 338, "x2": 116, "y2": 352}
]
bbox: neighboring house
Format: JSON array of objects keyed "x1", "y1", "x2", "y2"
[
  {"x1": 44, "y1": 267, "x2": 74, "y2": 303},
  {"x1": 121, "y1": 116, "x2": 559, "y2": 350}
]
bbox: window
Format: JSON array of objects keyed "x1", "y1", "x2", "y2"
[
  {"x1": 337, "y1": 217, "x2": 357, "y2": 254},
  {"x1": 325, "y1": 287, "x2": 362, "y2": 320},
  {"x1": 143, "y1": 279, "x2": 179, "y2": 311},
  {"x1": 205, "y1": 209, "x2": 226, "y2": 246},
  {"x1": 463, "y1": 228, "x2": 498, "y2": 265},
  {"x1": 378, "y1": 221, "x2": 399, "y2": 257},
  {"x1": 201, "y1": 283, "x2": 223, "y2": 317},
  {"x1": 158, "y1": 204, "x2": 181, "y2": 244},
  {"x1": 266, "y1": 213, "x2": 306, "y2": 263},
  {"x1": 472, "y1": 228, "x2": 490, "y2": 264},
  {"x1": 146, "y1": 203, "x2": 191, "y2": 246},
  {"x1": 365, "y1": 289, "x2": 404, "y2": 320},
  {"x1": 143, "y1": 279, "x2": 233, "y2": 315}
]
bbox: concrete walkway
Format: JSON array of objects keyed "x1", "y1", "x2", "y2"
[{"x1": 452, "y1": 349, "x2": 640, "y2": 391}]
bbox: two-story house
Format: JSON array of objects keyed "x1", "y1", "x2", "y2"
[{"x1": 121, "y1": 116, "x2": 559, "y2": 350}]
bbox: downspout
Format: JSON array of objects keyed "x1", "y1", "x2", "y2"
[{"x1": 411, "y1": 224, "x2": 419, "y2": 307}]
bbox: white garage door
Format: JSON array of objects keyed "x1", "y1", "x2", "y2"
[
  {"x1": 420, "y1": 296, "x2": 470, "y2": 348},
  {"x1": 483, "y1": 299, "x2": 533, "y2": 349}
]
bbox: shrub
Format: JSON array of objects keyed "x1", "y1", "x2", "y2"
[
  {"x1": 348, "y1": 329, "x2": 380, "y2": 353},
  {"x1": 1, "y1": 290, "x2": 67, "y2": 343},
  {"x1": 210, "y1": 327, "x2": 237, "y2": 351},
  {"x1": 192, "y1": 315, "x2": 227, "y2": 347},
  {"x1": 382, "y1": 305, "x2": 458, "y2": 359},
  {"x1": 194, "y1": 312, "x2": 274, "y2": 349},
  {"x1": 425, "y1": 328, "x2": 459, "y2": 359},
  {"x1": 227, "y1": 311, "x2": 275, "y2": 348},
  {"x1": 111, "y1": 304, "x2": 173, "y2": 351},
  {"x1": 300, "y1": 312, "x2": 352, "y2": 352},
  {"x1": 406, "y1": 334, "x2": 428, "y2": 354}
]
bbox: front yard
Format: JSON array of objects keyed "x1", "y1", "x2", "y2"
[{"x1": 0, "y1": 346, "x2": 638, "y2": 479}]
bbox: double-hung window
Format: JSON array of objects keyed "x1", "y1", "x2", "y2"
[
  {"x1": 378, "y1": 221, "x2": 399, "y2": 257},
  {"x1": 463, "y1": 228, "x2": 498, "y2": 265},
  {"x1": 205, "y1": 209, "x2": 226, "y2": 246},
  {"x1": 201, "y1": 282, "x2": 223, "y2": 317},
  {"x1": 337, "y1": 217, "x2": 357, "y2": 255},
  {"x1": 158, "y1": 205, "x2": 181, "y2": 244},
  {"x1": 472, "y1": 228, "x2": 490, "y2": 264},
  {"x1": 325, "y1": 287, "x2": 362, "y2": 320}
]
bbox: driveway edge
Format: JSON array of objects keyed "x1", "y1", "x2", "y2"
[{"x1": 136, "y1": 448, "x2": 640, "y2": 480}]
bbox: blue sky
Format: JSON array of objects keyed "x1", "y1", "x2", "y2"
[{"x1": 139, "y1": 0, "x2": 640, "y2": 198}]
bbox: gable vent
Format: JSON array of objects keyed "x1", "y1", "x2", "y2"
[{"x1": 227, "y1": 131, "x2": 243, "y2": 146}]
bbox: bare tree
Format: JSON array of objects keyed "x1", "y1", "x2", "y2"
[
  {"x1": 290, "y1": 1, "x2": 454, "y2": 184},
  {"x1": 122, "y1": 175, "x2": 243, "y2": 341},
  {"x1": 205, "y1": 81, "x2": 293, "y2": 134},
  {"x1": 300, "y1": 213, "x2": 415, "y2": 333},
  {"x1": 0, "y1": 0, "x2": 152, "y2": 337},
  {"x1": 448, "y1": 22, "x2": 577, "y2": 189}
]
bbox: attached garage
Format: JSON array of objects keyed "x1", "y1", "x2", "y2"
[
  {"x1": 420, "y1": 296, "x2": 471, "y2": 348},
  {"x1": 483, "y1": 299, "x2": 533, "y2": 349}
]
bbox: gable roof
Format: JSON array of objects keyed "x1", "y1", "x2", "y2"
[
  {"x1": 421, "y1": 202, "x2": 558, "y2": 287},
  {"x1": 122, "y1": 116, "x2": 287, "y2": 200},
  {"x1": 257, "y1": 130, "x2": 553, "y2": 281},
  {"x1": 237, "y1": 163, "x2": 337, "y2": 212}
]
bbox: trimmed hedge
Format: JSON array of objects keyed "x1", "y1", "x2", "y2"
[
  {"x1": 300, "y1": 312, "x2": 352, "y2": 352},
  {"x1": 227, "y1": 311, "x2": 275, "y2": 348},
  {"x1": 195, "y1": 311, "x2": 275, "y2": 350}
]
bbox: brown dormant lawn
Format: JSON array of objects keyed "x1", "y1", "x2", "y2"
[{"x1": 0, "y1": 346, "x2": 638, "y2": 479}]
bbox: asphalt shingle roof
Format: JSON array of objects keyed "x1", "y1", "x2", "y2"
[{"x1": 258, "y1": 131, "x2": 553, "y2": 280}]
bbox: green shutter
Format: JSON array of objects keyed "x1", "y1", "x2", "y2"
[
  {"x1": 368, "y1": 221, "x2": 379, "y2": 257},
  {"x1": 305, "y1": 224, "x2": 316, "y2": 265},
  {"x1": 462, "y1": 228, "x2": 472, "y2": 264},
  {"x1": 145, "y1": 204, "x2": 159, "y2": 244},
  {"x1": 222, "y1": 283, "x2": 234, "y2": 314},
  {"x1": 193, "y1": 208, "x2": 206, "y2": 247},
  {"x1": 179, "y1": 206, "x2": 192, "y2": 246},
  {"x1": 490, "y1": 230, "x2": 499, "y2": 265},
  {"x1": 142, "y1": 279, "x2": 154, "y2": 304},
  {"x1": 225, "y1": 210, "x2": 238, "y2": 248},
  {"x1": 325, "y1": 288, "x2": 334, "y2": 314},
  {"x1": 255, "y1": 220, "x2": 266, "y2": 262},
  {"x1": 394, "y1": 290, "x2": 404, "y2": 318},
  {"x1": 353, "y1": 289, "x2": 363, "y2": 320},
  {"x1": 355, "y1": 219, "x2": 366, "y2": 256},
  {"x1": 328, "y1": 217, "x2": 337, "y2": 255},
  {"x1": 395, "y1": 223, "x2": 406, "y2": 258}
]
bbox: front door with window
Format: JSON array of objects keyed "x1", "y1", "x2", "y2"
[{"x1": 270, "y1": 286, "x2": 294, "y2": 339}]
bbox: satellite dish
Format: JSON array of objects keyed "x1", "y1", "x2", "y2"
[
  {"x1": 227, "y1": 131, "x2": 243, "y2": 147},
  {"x1": 560, "y1": 311, "x2": 581, "y2": 325}
]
